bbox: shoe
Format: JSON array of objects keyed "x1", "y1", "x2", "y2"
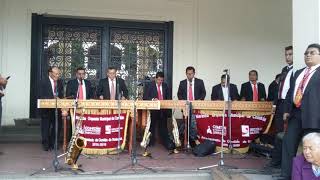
[{"x1": 264, "y1": 161, "x2": 281, "y2": 168}]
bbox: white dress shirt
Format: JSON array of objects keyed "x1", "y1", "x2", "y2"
[{"x1": 293, "y1": 64, "x2": 320, "y2": 101}]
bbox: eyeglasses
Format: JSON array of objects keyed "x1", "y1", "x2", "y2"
[{"x1": 304, "y1": 51, "x2": 320, "y2": 56}]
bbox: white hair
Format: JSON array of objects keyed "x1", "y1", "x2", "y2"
[{"x1": 302, "y1": 132, "x2": 320, "y2": 146}]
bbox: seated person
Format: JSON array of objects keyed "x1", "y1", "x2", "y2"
[{"x1": 292, "y1": 132, "x2": 320, "y2": 180}]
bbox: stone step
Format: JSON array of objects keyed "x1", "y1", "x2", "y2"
[{"x1": 0, "y1": 171, "x2": 213, "y2": 180}]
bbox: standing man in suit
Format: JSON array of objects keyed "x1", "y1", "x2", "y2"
[
  {"x1": 281, "y1": 43, "x2": 320, "y2": 180},
  {"x1": 0, "y1": 74, "x2": 8, "y2": 126},
  {"x1": 267, "y1": 74, "x2": 281, "y2": 102},
  {"x1": 240, "y1": 70, "x2": 266, "y2": 101},
  {"x1": 66, "y1": 67, "x2": 93, "y2": 100},
  {"x1": 66, "y1": 67, "x2": 93, "y2": 142},
  {"x1": 143, "y1": 72, "x2": 176, "y2": 152},
  {"x1": 266, "y1": 46, "x2": 293, "y2": 169},
  {"x1": 97, "y1": 67, "x2": 128, "y2": 100},
  {"x1": 211, "y1": 74, "x2": 239, "y2": 101},
  {"x1": 39, "y1": 66, "x2": 64, "y2": 151},
  {"x1": 177, "y1": 66, "x2": 206, "y2": 146}
]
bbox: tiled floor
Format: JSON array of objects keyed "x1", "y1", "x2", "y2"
[{"x1": 0, "y1": 143, "x2": 269, "y2": 176}]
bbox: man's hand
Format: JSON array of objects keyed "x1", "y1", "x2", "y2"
[
  {"x1": 99, "y1": 95, "x2": 103, "y2": 100},
  {"x1": 283, "y1": 113, "x2": 290, "y2": 121},
  {"x1": 121, "y1": 96, "x2": 126, "y2": 100},
  {"x1": 0, "y1": 92, "x2": 4, "y2": 97},
  {"x1": 271, "y1": 105, "x2": 276, "y2": 114}
]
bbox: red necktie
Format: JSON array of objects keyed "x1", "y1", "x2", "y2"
[
  {"x1": 294, "y1": 68, "x2": 311, "y2": 108},
  {"x1": 110, "y1": 80, "x2": 115, "y2": 100},
  {"x1": 157, "y1": 83, "x2": 163, "y2": 100},
  {"x1": 78, "y1": 81, "x2": 84, "y2": 100},
  {"x1": 188, "y1": 83, "x2": 193, "y2": 101},
  {"x1": 253, "y1": 83, "x2": 258, "y2": 101}
]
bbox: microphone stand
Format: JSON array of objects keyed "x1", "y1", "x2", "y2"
[
  {"x1": 113, "y1": 79, "x2": 156, "y2": 174},
  {"x1": 53, "y1": 84, "x2": 59, "y2": 172},
  {"x1": 198, "y1": 69, "x2": 231, "y2": 170},
  {"x1": 116, "y1": 77, "x2": 122, "y2": 156}
]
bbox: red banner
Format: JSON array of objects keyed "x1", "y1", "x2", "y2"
[
  {"x1": 196, "y1": 112, "x2": 271, "y2": 150},
  {"x1": 74, "y1": 113, "x2": 128, "y2": 151}
]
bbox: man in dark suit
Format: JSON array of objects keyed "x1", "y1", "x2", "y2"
[
  {"x1": 211, "y1": 74, "x2": 239, "y2": 101},
  {"x1": 65, "y1": 67, "x2": 93, "y2": 142},
  {"x1": 66, "y1": 67, "x2": 93, "y2": 100},
  {"x1": 267, "y1": 74, "x2": 281, "y2": 102},
  {"x1": 143, "y1": 72, "x2": 176, "y2": 152},
  {"x1": 177, "y1": 66, "x2": 206, "y2": 100},
  {"x1": 39, "y1": 66, "x2": 64, "y2": 151},
  {"x1": 265, "y1": 46, "x2": 293, "y2": 169},
  {"x1": 97, "y1": 67, "x2": 128, "y2": 100},
  {"x1": 240, "y1": 70, "x2": 266, "y2": 101},
  {"x1": 177, "y1": 66, "x2": 206, "y2": 146},
  {"x1": 281, "y1": 43, "x2": 320, "y2": 180}
]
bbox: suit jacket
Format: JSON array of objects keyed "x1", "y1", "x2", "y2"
[
  {"x1": 292, "y1": 155, "x2": 318, "y2": 180},
  {"x1": 66, "y1": 79, "x2": 93, "y2": 99},
  {"x1": 211, "y1": 83, "x2": 239, "y2": 101},
  {"x1": 177, "y1": 78, "x2": 206, "y2": 100},
  {"x1": 284, "y1": 66, "x2": 320, "y2": 129},
  {"x1": 39, "y1": 77, "x2": 64, "y2": 117},
  {"x1": 143, "y1": 81, "x2": 170, "y2": 100},
  {"x1": 240, "y1": 81, "x2": 266, "y2": 101},
  {"x1": 39, "y1": 77, "x2": 64, "y2": 99},
  {"x1": 96, "y1": 78, "x2": 128, "y2": 99},
  {"x1": 267, "y1": 80, "x2": 279, "y2": 102}
]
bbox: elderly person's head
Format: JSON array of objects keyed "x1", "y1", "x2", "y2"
[{"x1": 303, "y1": 132, "x2": 320, "y2": 166}]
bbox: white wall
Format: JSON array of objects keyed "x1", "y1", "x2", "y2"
[
  {"x1": 293, "y1": 0, "x2": 320, "y2": 69},
  {"x1": 0, "y1": 0, "x2": 292, "y2": 125}
]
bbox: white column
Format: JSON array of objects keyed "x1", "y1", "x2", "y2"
[{"x1": 293, "y1": 0, "x2": 320, "y2": 69}]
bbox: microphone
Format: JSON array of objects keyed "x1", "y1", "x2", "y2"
[{"x1": 223, "y1": 69, "x2": 229, "y2": 73}]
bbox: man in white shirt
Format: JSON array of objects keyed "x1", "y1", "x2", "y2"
[{"x1": 281, "y1": 43, "x2": 320, "y2": 180}]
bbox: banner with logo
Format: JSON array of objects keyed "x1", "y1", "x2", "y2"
[
  {"x1": 73, "y1": 113, "x2": 129, "y2": 154},
  {"x1": 196, "y1": 111, "x2": 272, "y2": 153}
]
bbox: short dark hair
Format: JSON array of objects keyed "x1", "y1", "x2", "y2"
[
  {"x1": 76, "y1": 67, "x2": 85, "y2": 72},
  {"x1": 249, "y1": 70, "x2": 258, "y2": 76},
  {"x1": 48, "y1": 66, "x2": 58, "y2": 73},
  {"x1": 186, "y1": 66, "x2": 195, "y2": 73},
  {"x1": 307, "y1": 43, "x2": 320, "y2": 52},
  {"x1": 155, "y1": 72, "x2": 164, "y2": 78},
  {"x1": 285, "y1": 46, "x2": 293, "y2": 51},
  {"x1": 221, "y1": 74, "x2": 230, "y2": 81},
  {"x1": 107, "y1": 66, "x2": 117, "y2": 71},
  {"x1": 275, "y1": 73, "x2": 281, "y2": 80}
]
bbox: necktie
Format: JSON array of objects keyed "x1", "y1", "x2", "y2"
[
  {"x1": 294, "y1": 68, "x2": 311, "y2": 108},
  {"x1": 53, "y1": 80, "x2": 57, "y2": 97},
  {"x1": 110, "y1": 80, "x2": 115, "y2": 100},
  {"x1": 188, "y1": 82, "x2": 193, "y2": 101},
  {"x1": 157, "y1": 83, "x2": 163, "y2": 100},
  {"x1": 253, "y1": 83, "x2": 258, "y2": 101},
  {"x1": 78, "y1": 81, "x2": 84, "y2": 100}
]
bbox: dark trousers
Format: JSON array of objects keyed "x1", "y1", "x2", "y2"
[
  {"x1": 281, "y1": 107, "x2": 320, "y2": 179},
  {"x1": 41, "y1": 109, "x2": 62, "y2": 148},
  {"x1": 150, "y1": 110, "x2": 175, "y2": 150},
  {"x1": 271, "y1": 100, "x2": 286, "y2": 164}
]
